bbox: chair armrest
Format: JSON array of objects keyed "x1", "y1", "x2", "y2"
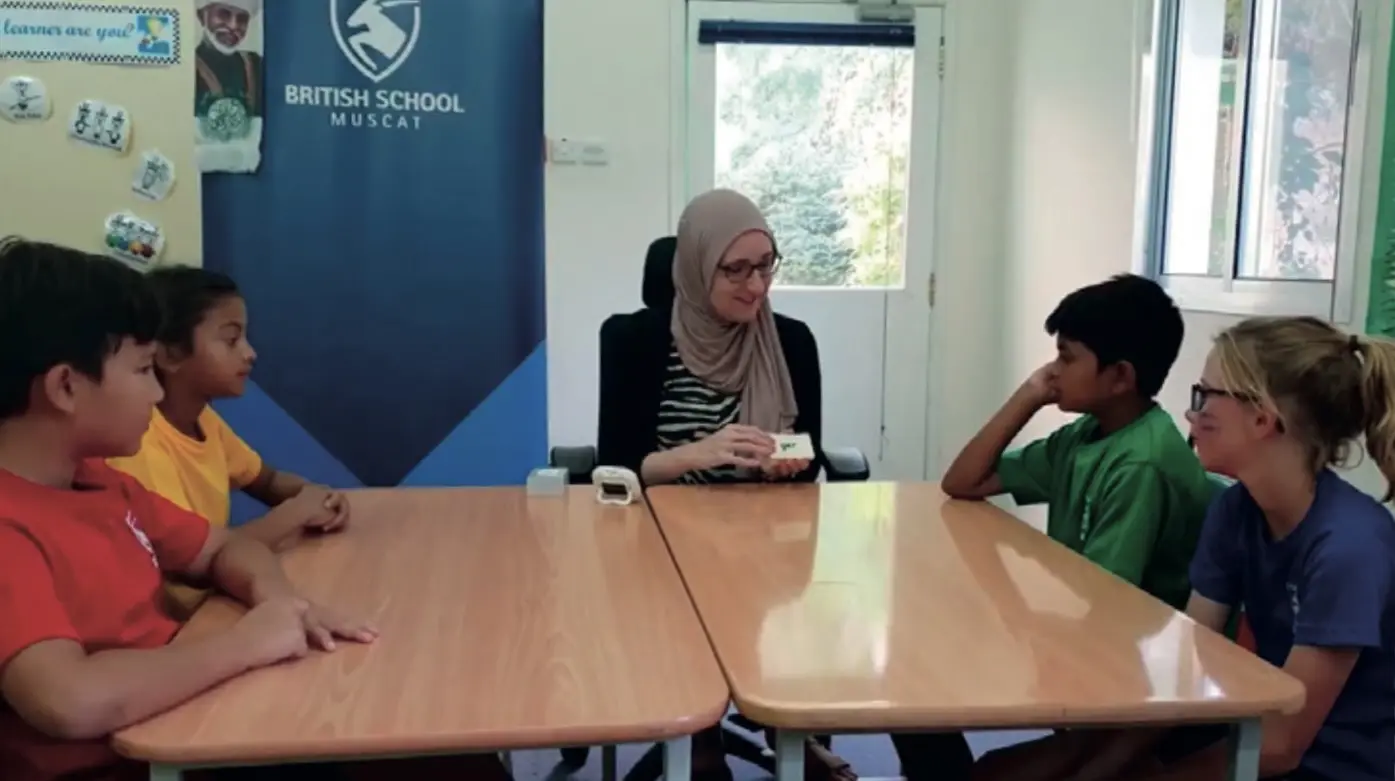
[
  {"x1": 549, "y1": 445, "x2": 598, "y2": 485},
  {"x1": 824, "y1": 446, "x2": 870, "y2": 482}
]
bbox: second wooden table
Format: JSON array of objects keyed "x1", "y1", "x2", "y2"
[{"x1": 647, "y1": 481, "x2": 1304, "y2": 781}]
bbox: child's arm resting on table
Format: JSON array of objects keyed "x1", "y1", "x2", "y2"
[
  {"x1": 0, "y1": 524, "x2": 258, "y2": 740},
  {"x1": 241, "y1": 463, "x2": 310, "y2": 506},
  {"x1": 942, "y1": 370, "x2": 1055, "y2": 500},
  {"x1": 2, "y1": 627, "x2": 260, "y2": 740},
  {"x1": 178, "y1": 506, "x2": 377, "y2": 650},
  {"x1": 238, "y1": 465, "x2": 349, "y2": 551},
  {"x1": 0, "y1": 491, "x2": 378, "y2": 741}
]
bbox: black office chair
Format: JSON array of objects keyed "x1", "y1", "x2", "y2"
[{"x1": 553, "y1": 237, "x2": 870, "y2": 778}]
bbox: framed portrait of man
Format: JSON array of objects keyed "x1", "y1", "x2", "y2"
[{"x1": 194, "y1": 0, "x2": 264, "y2": 173}]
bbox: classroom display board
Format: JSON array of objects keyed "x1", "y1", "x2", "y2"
[
  {"x1": 207, "y1": 0, "x2": 546, "y2": 507},
  {"x1": 1366, "y1": 14, "x2": 1395, "y2": 337},
  {"x1": 0, "y1": 0, "x2": 202, "y2": 264}
]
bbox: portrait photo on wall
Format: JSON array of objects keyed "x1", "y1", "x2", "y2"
[{"x1": 194, "y1": 0, "x2": 264, "y2": 173}]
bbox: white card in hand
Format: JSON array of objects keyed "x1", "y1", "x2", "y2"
[{"x1": 771, "y1": 433, "x2": 814, "y2": 460}]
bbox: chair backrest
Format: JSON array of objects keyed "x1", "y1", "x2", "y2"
[{"x1": 641, "y1": 236, "x2": 677, "y2": 311}]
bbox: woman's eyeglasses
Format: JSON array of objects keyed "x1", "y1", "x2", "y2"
[{"x1": 717, "y1": 254, "x2": 782, "y2": 283}]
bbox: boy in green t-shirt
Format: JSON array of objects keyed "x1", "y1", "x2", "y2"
[{"x1": 892, "y1": 274, "x2": 1217, "y2": 781}]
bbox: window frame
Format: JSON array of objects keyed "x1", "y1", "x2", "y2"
[{"x1": 1138, "y1": 0, "x2": 1386, "y2": 323}]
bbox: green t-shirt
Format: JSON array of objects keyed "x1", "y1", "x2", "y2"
[{"x1": 996, "y1": 405, "x2": 1217, "y2": 610}]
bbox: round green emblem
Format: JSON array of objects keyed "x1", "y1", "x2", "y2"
[{"x1": 201, "y1": 96, "x2": 250, "y2": 142}]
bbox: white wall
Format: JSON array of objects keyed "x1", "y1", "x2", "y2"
[
  {"x1": 543, "y1": 0, "x2": 1393, "y2": 498},
  {"x1": 544, "y1": 0, "x2": 676, "y2": 449}
]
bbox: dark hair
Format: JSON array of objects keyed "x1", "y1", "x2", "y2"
[
  {"x1": 0, "y1": 237, "x2": 161, "y2": 420},
  {"x1": 1044, "y1": 274, "x2": 1183, "y2": 398},
  {"x1": 144, "y1": 266, "x2": 241, "y2": 355}
]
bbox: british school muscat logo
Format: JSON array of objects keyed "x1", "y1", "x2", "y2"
[
  {"x1": 283, "y1": 0, "x2": 466, "y2": 131},
  {"x1": 332, "y1": 0, "x2": 420, "y2": 83}
]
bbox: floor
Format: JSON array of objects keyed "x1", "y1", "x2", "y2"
[{"x1": 508, "y1": 728, "x2": 1048, "y2": 781}]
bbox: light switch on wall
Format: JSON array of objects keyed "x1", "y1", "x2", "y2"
[{"x1": 549, "y1": 136, "x2": 608, "y2": 166}]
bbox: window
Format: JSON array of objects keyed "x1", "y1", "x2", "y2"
[
  {"x1": 1144, "y1": 0, "x2": 1369, "y2": 318},
  {"x1": 708, "y1": 25, "x2": 915, "y2": 288}
]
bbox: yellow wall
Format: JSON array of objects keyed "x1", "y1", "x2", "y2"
[{"x1": 0, "y1": 0, "x2": 201, "y2": 264}]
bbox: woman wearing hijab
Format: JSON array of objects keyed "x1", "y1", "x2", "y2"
[
  {"x1": 595, "y1": 190, "x2": 853, "y2": 781},
  {"x1": 597, "y1": 188, "x2": 826, "y2": 485}
]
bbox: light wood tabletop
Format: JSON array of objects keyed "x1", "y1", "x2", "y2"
[
  {"x1": 647, "y1": 481, "x2": 1305, "y2": 732},
  {"x1": 114, "y1": 487, "x2": 730, "y2": 765}
]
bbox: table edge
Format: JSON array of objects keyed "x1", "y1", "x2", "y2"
[
  {"x1": 732, "y1": 686, "x2": 1306, "y2": 732},
  {"x1": 112, "y1": 698, "x2": 731, "y2": 764}
]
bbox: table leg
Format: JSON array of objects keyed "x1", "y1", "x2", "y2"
[
  {"x1": 1228, "y1": 719, "x2": 1262, "y2": 781},
  {"x1": 774, "y1": 730, "x2": 807, "y2": 781},
  {"x1": 603, "y1": 745, "x2": 618, "y2": 781},
  {"x1": 662, "y1": 734, "x2": 693, "y2": 781},
  {"x1": 149, "y1": 765, "x2": 182, "y2": 781}
]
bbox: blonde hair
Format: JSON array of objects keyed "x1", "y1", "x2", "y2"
[{"x1": 1212, "y1": 316, "x2": 1395, "y2": 501}]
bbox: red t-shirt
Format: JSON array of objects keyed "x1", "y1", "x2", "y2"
[{"x1": 0, "y1": 460, "x2": 211, "y2": 781}]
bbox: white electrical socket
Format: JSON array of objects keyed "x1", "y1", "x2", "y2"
[{"x1": 550, "y1": 136, "x2": 608, "y2": 166}]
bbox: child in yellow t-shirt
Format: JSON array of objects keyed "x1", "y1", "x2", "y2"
[{"x1": 109, "y1": 267, "x2": 349, "y2": 615}]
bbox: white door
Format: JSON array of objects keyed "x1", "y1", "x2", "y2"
[{"x1": 682, "y1": 0, "x2": 942, "y2": 479}]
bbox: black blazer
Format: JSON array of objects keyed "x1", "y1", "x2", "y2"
[{"x1": 597, "y1": 307, "x2": 825, "y2": 483}]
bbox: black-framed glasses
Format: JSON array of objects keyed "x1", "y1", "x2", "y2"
[
  {"x1": 717, "y1": 254, "x2": 782, "y2": 283},
  {"x1": 1189, "y1": 383, "x2": 1254, "y2": 413}
]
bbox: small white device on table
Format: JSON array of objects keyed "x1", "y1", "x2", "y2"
[
  {"x1": 525, "y1": 467, "x2": 569, "y2": 497},
  {"x1": 591, "y1": 466, "x2": 642, "y2": 506}
]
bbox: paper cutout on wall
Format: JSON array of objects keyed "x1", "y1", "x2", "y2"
[
  {"x1": 68, "y1": 99, "x2": 132, "y2": 153},
  {"x1": 0, "y1": 75, "x2": 50, "y2": 122},
  {"x1": 132, "y1": 150, "x2": 176, "y2": 201},
  {"x1": 103, "y1": 211, "x2": 165, "y2": 268},
  {"x1": 194, "y1": 0, "x2": 264, "y2": 173}
]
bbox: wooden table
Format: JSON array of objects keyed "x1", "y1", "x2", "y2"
[
  {"x1": 647, "y1": 481, "x2": 1305, "y2": 781},
  {"x1": 114, "y1": 487, "x2": 729, "y2": 781}
]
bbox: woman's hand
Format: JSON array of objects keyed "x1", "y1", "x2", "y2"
[
  {"x1": 683, "y1": 424, "x2": 776, "y2": 471},
  {"x1": 762, "y1": 457, "x2": 811, "y2": 480}
]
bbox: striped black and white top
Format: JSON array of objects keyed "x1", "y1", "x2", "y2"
[{"x1": 657, "y1": 344, "x2": 742, "y2": 485}]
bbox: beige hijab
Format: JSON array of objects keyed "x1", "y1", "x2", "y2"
[{"x1": 671, "y1": 189, "x2": 798, "y2": 433}]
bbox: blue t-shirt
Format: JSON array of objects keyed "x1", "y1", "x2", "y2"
[{"x1": 1190, "y1": 471, "x2": 1395, "y2": 781}]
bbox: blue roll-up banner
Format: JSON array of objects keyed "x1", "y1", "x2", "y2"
[{"x1": 202, "y1": 0, "x2": 546, "y2": 515}]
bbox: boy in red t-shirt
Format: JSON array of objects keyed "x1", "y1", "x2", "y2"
[{"x1": 0, "y1": 238, "x2": 383, "y2": 781}]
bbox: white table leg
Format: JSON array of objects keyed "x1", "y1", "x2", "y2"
[
  {"x1": 1229, "y1": 719, "x2": 1262, "y2": 781},
  {"x1": 663, "y1": 734, "x2": 693, "y2": 781},
  {"x1": 775, "y1": 730, "x2": 807, "y2": 781}
]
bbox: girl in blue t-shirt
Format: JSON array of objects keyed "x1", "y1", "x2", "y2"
[
  {"x1": 1122, "y1": 317, "x2": 1394, "y2": 781},
  {"x1": 972, "y1": 316, "x2": 1395, "y2": 781}
]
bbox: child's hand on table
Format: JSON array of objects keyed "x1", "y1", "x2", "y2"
[
  {"x1": 300, "y1": 600, "x2": 377, "y2": 652},
  {"x1": 287, "y1": 485, "x2": 350, "y2": 534},
  {"x1": 315, "y1": 488, "x2": 350, "y2": 532},
  {"x1": 233, "y1": 596, "x2": 379, "y2": 668}
]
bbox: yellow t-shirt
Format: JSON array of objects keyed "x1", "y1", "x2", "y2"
[{"x1": 109, "y1": 406, "x2": 263, "y2": 617}]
